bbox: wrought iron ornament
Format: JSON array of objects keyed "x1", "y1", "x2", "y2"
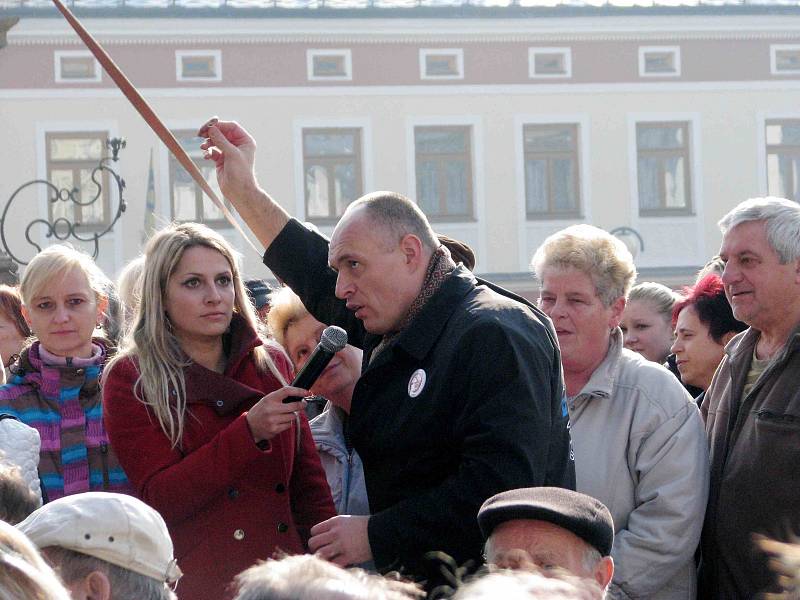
[{"x1": 0, "y1": 138, "x2": 127, "y2": 266}]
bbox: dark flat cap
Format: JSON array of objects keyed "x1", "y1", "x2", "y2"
[
  {"x1": 245, "y1": 278, "x2": 272, "y2": 311},
  {"x1": 477, "y1": 487, "x2": 614, "y2": 556}
]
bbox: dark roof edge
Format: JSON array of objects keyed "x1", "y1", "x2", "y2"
[{"x1": 4, "y1": 3, "x2": 800, "y2": 19}]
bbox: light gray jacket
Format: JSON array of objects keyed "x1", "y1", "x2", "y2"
[
  {"x1": 569, "y1": 329, "x2": 709, "y2": 600},
  {"x1": 309, "y1": 403, "x2": 370, "y2": 516}
]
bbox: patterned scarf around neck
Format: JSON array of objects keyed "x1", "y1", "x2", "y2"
[{"x1": 370, "y1": 244, "x2": 457, "y2": 363}]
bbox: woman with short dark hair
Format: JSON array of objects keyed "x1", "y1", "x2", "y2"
[{"x1": 671, "y1": 274, "x2": 747, "y2": 396}]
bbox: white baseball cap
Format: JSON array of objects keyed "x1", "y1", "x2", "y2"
[{"x1": 17, "y1": 492, "x2": 182, "y2": 585}]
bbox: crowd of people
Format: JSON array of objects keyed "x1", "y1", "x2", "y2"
[{"x1": 0, "y1": 116, "x2": 797, "y2": 600}]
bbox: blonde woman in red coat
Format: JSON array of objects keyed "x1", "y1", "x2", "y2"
[{"x1": 103, "y1": 223, "x2": 335, "y2": 600}]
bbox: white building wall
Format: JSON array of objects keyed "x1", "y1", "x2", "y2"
[{"x1": 2, "y1": 13, "x2": 800, "y2": 290}]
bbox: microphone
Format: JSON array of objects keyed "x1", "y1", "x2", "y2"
[{"x1": 283, "y1": 325, "x2": 348, "y2": 402}]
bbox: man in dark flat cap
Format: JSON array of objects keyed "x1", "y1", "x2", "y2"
[
  {"x1": 478, "y1": 487, "x2": 614, "y2": 596},
  {"x1": 244, "y1": 278, "x2": 273, "y2": 322}
]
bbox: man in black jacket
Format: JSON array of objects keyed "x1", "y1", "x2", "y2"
[{"x1": 198, "y1": 118, "x2": 575, "y2": 577}]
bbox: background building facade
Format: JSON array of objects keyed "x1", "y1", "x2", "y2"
[{"x1": 1, "y1": 1, "x2": 799, "y2": 295}]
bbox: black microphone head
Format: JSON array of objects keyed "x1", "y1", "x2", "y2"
[{"x1": 319, "y1": 326, "x2": 348, "y2": 353}]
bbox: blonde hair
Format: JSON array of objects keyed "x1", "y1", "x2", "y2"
[
  {"x1": 116, "y1": 255, "x2": 145, "y2": 337},
  {"x1": 20, "y1": 244, "x2": 109, "y2": 311},
  {"x1": 267, "y1": 287, "x2": 310, "y2": 350},
  {"x1": 531, "y1": 224, "x2": 637, "y2": 307},
  {"x1": 107, "y1": 223, "x2": 287, "y2": 448},
  {"x1": 628, "y1": 282, "x2": 679, "y2": 323},
  {"x1": 0, "y1": 520, "x2": 72, "y2": 600}
]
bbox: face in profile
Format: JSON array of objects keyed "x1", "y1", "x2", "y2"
[
  {"x1": 23, "y1": 268, "x2": 103, "y2": 359},
  {"x1": 0, "y1": 312, "x2": 26, "y2": 366},
  {"x1": 328, "y1": 207, "x2": 421, "y2": 336},
  {"x1": 720, "y1": 220, "x2": 800, "y2": 331},
  {"x1": 620, "y1": 299, "x2": 674, "y2": 364},
  {"x1": 284, "y1": 312, "x2": 362, "y2": 407},
  {"x1": 164, "y1": 246, "x2": 235, "y2": 344},
  {"x1": 671, "y1": 305, "x2": 728, "y2": 391}
]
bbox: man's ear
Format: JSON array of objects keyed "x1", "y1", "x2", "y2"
[
  {"x1": 84, "y1": 570, "x2": 112, "y2": 600},
  {"x1": 593, "y1": 556, "x2": 614, "y2": 590},
  {"x1": 609, "y1": 297, "x2": 627, "y2": 330},
  {"x1": 399, "y1": 234, "x2": 425, "y2": 270}
]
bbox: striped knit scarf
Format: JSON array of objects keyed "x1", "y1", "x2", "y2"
[{"x1": 3, "y1": 342, "x2": 130, "y2": 500}]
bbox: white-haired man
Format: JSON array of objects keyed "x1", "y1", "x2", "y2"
[
  {"x1": 478, "y1": 487, "x2": 614, "y2": 599},
  {"x1": 18, "y1": 492, "x2": 181, "y2": 600},
  {"x1": 700, "y1": 197, "x2": 800, "y2": 597}
]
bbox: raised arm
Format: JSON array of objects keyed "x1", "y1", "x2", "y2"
[{"x1": 198, "y1": 118, "x2": 290, "y2": 250}]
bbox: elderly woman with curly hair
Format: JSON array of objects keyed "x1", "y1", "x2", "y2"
[{"x1": 531, "y1": 225, "x2": 709, "y2": 600}]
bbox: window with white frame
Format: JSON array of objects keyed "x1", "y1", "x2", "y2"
[
  {"x1": 176, "y1": 50, "x2": 221, "y2": 82},
  {"x1": 638, "y1": 46, "x2": 681, "y2": 77},
  {"x1": 169, "y1": 131, "x2": 228, "y2": 224},
  {"x1": 528, "y1": 48, "x2": 571, "y2": 79},
  {"x1": 54, "y1": 51, "x2": 101, "y2": 83},
  {"x1": 523, "y1": 124, "x2": 581, "y2": 219},
  {"x1": 307, "y1": 50, "x2": 352, "y2": 81},
  {"x1": 636, "y1": 122, "x2": 692, "y2": 215},
  {"x1": 46, "y1": 132, "x2": 109, "y2": 227},
  {"x1": 771, "y1": 45, "x2": 800, "y2": 75},
  {"x1": 765, "y1": 120, "x2": 800, "y2": 202},
  {"x1": 303, "y1": 128, "x2": 363, "y2": 221},
  {"x1": 419, "y1": 49, "x2": 464, "y2": 80},
  {"x1": 414, "y1": 126, "x2": 473, "y2": 221}
]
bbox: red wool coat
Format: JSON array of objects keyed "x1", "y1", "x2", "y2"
[{"x1": 103, "y1": 319, "x2": 335, "y2": 600}]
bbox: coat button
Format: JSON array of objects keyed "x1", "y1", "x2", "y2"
[
  {"x1": 233, "y1": 529, "x2": 245, "y2": 540},
  {"x1": 228, "y1": 487, "x2": 239, "y2": 499},
  {"x1": 277, "y1": 523, "x2": 288, "y2": 534},
  {"x1": 275, "y1": 483, "x2": 286, "y2": 494},
  {"x1": 216, "y1": 400, "x2": 224, "y2": 407}
]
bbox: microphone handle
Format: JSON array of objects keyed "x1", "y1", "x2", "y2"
[{"x1": 283, "y1": 346, "x2": 336, "y2": 402}]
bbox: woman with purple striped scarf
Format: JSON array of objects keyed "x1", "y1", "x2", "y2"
[{"x1": 0, "y1": 245, "x2": 130, "y2": 502}]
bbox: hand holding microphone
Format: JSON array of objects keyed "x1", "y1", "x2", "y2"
[
  {"x1": 247, "y1": 326, "x2": 348, "y2": 445},
  {"x1": 246, "y1": 386, "x2": 309, "y2": 444}
]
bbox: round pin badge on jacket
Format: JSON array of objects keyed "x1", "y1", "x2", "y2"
[{"x1": 408, "y1": 369, "x2": 426, "y2": 398}]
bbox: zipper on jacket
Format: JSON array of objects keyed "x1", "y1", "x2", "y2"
[
  {"x1": 342, "y1": 414, "x2": 353, "y2": 514},
  {"x1": 100, "y1": 443, "x2": 109, "y2": 489},
  {"x1": 343, "y1": 449, "x2": 353, "y2": 514}
]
